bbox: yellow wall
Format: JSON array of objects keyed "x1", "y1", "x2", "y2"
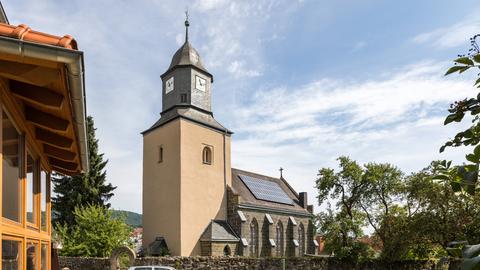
[
  {"x1": 142, "y1": 120, "x2": 182, "y2": 255},
  {"x1": 142, "y1": 117, "x2": 232, "y2": 256},
  {"x1": 179, "y1": 119, "x2": 231, "y2": 256}
]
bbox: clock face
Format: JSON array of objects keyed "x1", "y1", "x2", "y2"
[
  {"x1": 195, "y1": 75, "x2": 206, "y2": 92},
  {"x1": 166, "y1": 77, "x2": 174, "y2": 94}
]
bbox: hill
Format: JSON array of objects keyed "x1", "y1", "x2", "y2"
[{"x1": 111, "y1": 210, "x2": 142, "y2": 228}]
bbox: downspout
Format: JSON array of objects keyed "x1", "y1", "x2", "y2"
[
  {"x1": 0, "y1": 36, "x2": 89, "y2": 172},
  {"x1": 223, "y1": 130, "x2": 227, "y2": 218}
]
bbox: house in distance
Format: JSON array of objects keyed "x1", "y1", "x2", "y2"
[{"x1": 142, "y1": 17, "x2": 318, "y2": 257}]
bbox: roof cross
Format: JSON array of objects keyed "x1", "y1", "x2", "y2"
[{"x1": 279, "y1": 167, "x2": 284, "y2": 179}]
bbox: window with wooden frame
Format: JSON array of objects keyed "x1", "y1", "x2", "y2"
[
  {"x1": 40, "y1": 169, "x2": 48, "y2": 232},
  {"x1": 2, "y1": 236, "x2": 23, "y2": 270},
  {"x1": 2, "y1": 109, "x2": 22, "y2": 223},
  {"x1": 40, "y1": 242, "x2": 48, "y2": 270},
  {"x1": 26, "y1": 152, "x2": 39, "y2": 227},
  {"x1": 26, "y1": 240, "x2": 39, "y2": 270},
  {"x1": 202, "y1": 146, "x2": 213, "y2": 165}
]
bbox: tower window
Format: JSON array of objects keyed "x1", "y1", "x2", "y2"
[
  {"x1": 180, "y1": 94, "x2": 187, "y2": 103},
  {"x1": 158, "y1": 146, "x2": 164, "y2": 163},
  {"x1": 202, "y1": 146, "x2": 212, "y2": 165}
]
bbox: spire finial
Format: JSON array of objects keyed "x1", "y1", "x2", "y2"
[
  {"x1": 279, "y1": 167, "x2": 284, "y2": 179},
  {"x1": 184, "y1": 10, "x2": 190, "y2": 42}
]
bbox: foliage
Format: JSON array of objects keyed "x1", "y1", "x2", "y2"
[
  {"x1": 316, "y1": 158, "x2": 480, "y2": 262},
  {"x1": 438, "y1": 35, "x2": 480, "y2": 195},
  {"x1": 110, "y1": 210, "x2": 142, "y2": 228},
  {"x1": 56, "y1": 204, "x2": 132, "y2": 257},
  {"x1": 317, "y1": 207, "x2": 373, "y2": 261},
  {"x1": 52, "y1": 116, "x2": 116, "y2": 228},
  {"x1": 359, "y1": 163, "x2": 404, "y2": 260},
  {"x1": 316, "y1": 157, "x2": 372, "y2": 261}
]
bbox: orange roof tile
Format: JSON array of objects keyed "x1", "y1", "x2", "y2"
[{"x1": 0, "y1": 23, "x2": 77, "y2": 50}]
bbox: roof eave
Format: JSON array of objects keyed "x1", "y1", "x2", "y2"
[
  {"x1": 142, "y1": 111, "x2": 233, "y2": 136},
  {"x1": 237, "y1": 203, "x2": 313, "y2": 218},
  {"x1": 0, "y1": 36, "x2": 89, "y2": 173},
  {"x1": 160, "y1": 64, "x2": 214, "y2": 82}
]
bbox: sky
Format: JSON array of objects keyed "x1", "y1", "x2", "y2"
[{"x1": 3, "y1": 0, "x2": 480, "y2": 214}]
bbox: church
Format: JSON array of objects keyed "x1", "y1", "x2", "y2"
[{"x1": 142, "y1": 18, "x2": 319, "y2": 257}]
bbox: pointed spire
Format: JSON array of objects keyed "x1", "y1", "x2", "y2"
[{"x1": 184, "y1": 10, "x2": 190, "y2": 43}]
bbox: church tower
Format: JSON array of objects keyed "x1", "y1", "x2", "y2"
[{"x1": 142, "y1": 16, "x2": 232, "y2": 256}]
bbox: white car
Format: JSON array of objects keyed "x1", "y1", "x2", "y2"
[{"x1": 128, "y1": 267, "x2": 176, "y2": 270}]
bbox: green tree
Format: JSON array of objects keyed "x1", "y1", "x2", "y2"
[
  {"x1": 52, "y1": 116, "x2": 116, "y2": 227},
  {"x1": 412, "y1": 163, "x2": 480, "y2": 248},
  {"x1": 56, "y1": 204, "x2": 132, "y2": 257},
  {"x1": 359, "y1": 163, "x2": 405, "y2": 260},
  {"x1": 316, "y1": 156, "x2": 372, "y2": 261},
  {"x1": 317, "y1": 158, "x2": 480, "y2": 262},
  {"x1": 317, "y1": 207, "x2": 372, "y2": 261}
]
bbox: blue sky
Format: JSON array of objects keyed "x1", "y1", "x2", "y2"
[{"x1": 3, "y1": 0, "x2": 480, "y2": 213}]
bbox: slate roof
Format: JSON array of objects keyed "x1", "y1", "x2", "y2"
[
  {"x1": 162, "y1": 41, "x2": 212, "y2": 78},
  {"x1": 231, "y1": 168, "x2": 311, "y2": 216},
  {"x1": 200, "y1": 220, "x2": 239, "y2": 242},
  {"x1": 142, "y1": 105, "x2": 232, "y2": 135},
  {"x1": 0, "y1": 1, "x2": 8, "y2": 24}
]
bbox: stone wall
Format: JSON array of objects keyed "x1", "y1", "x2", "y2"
[
  {"x1": 59, "y1": 256, "x2": 459, "y2": 270},
  {"x1": 59, "y1": 257, "x2": 110, "y2": 270}
]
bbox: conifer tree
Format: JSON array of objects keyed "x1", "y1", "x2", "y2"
[{"x1": 52, "y1": 116, "x2": 116, "y2": 227}]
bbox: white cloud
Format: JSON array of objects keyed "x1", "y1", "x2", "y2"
[
  {"x1": 412, "y1": 14, "x2": 480, "y2": 48},
  {"x1": 231, "y1": 61, "x2": 474, "y2": 210},
  {"x1": 3, "y1": 0, "x2": 475, "y2": 215}
]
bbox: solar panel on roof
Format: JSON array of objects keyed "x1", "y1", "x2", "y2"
[{"x1": 238, "y1": 174, "x2": 294, "y2": 205}]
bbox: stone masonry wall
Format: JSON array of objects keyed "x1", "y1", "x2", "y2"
[
  {"x1": 226, "y1": 187, "x2": 316, "y2": 257},
  {"x1": 59, "y1": 256, "x2": 459, "y2": 270}
]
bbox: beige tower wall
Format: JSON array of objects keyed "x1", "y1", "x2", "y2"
[
  {"x1": 142, "y1": 120, "x2": 182, "y2": 255},
  {"x1": 179, "y1": 119, "x2": 232, "y2": 256}
]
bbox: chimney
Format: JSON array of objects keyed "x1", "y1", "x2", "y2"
[{"x1": 299, "y1": 192, "x2": 308, "y2": 209}]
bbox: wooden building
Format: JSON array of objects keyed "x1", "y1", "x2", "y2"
[{"x1": 0, "y1": 6, "x2": 88, "y2": 270}]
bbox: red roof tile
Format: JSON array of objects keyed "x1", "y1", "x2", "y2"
[{"x1": 0, "y1": 23, "x2": 77, "y2": 49}]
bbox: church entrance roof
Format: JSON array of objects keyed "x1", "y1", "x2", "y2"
[{"x1": 200, "y1": 220, "x2": 239, "y2": 242}]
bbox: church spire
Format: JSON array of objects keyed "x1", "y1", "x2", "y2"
[{"x1": 184, "y1": 10, "x2": 190, "y2": 43}]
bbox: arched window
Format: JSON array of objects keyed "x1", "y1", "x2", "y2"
[
  {"x1": 202, "y1": 146, "x2": 212, "y2": 165},
  {"x1": 250, "y1": 219, "x2": 259, "y2": 257},
  {"x1": 298, "y1": 223, "x2": 305, "y2": 256},
  {"x1": 276, "y1": 221, "x2": 284, "y2": 257},
  {"x1": 223, "y1": 245, "x2": 231, "y2": 256}
]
